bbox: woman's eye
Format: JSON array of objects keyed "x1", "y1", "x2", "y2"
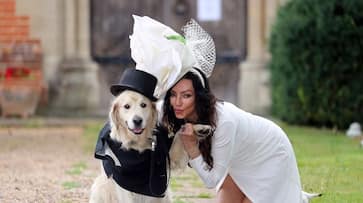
[
  {"x1": 124, "y1": 104, "x2": 130, "y2": 109},
  {"x1": 183, "y1": 94, "x2": 192, "y2": 98},
  {"x1": 140, "y1": 103, "x2": 147, "y2": 108}
]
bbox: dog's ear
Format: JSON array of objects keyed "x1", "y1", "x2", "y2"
[{"x1": 110, "y1": 102, "x2": 122, "y2": 130}]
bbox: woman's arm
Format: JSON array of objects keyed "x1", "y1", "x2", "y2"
[{"x1": 181, "y1": 121, "x2": 236, "y2": 188}]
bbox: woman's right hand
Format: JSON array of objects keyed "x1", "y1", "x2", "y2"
[{"x1": 180, "y1": 123, "x2": 201, "y2": 159}]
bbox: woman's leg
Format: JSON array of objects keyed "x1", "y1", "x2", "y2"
[{"x1": 216, "y1": 175, "x2": 252, "y2": 203}]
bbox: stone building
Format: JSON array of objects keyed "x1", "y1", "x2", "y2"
[{"x1": 0, "y1": 0, "x2": 287, "y2": 117}]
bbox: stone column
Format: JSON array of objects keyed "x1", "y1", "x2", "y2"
[
  {"x1": 238, "y1": 0, "x2": 271, "y2": 115},
  {"x1": 54, "y1": 0, "x2": 99, "y2": 115}
]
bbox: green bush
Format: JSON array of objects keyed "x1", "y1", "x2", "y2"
[{"x1": 269, "y1": 0, "x2": 363, "y2": 129}]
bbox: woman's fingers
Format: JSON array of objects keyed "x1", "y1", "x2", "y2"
[
  {"x1": 180, "y1": 123, "x2": 198, "y2": 148},
  {"x1": 181, "y1": 123, "x2": 194, "y2": 136}
]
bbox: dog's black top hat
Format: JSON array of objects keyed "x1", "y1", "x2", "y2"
[{"x1": 110, "y1": 68, "x2": 158, "y2": 101}]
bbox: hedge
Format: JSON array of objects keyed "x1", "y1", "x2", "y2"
[{"x1": 269, "y1": 0, "x2": 363, "y2": 129}]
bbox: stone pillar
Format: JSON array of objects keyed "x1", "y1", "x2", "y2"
[
  {"x1": 54, "y1": 0, "x2": 99, "y2": 115},
  {"x1": 265, "y1": 0, "x2": 279, "y2": 60},
  {"x1": 239, "y1": 0, "x2": 271, "y2": 115}
]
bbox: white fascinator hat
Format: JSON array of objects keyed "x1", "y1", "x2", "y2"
[{"x1": 129, "y1": 15, "x2": 216, "y2": 100}]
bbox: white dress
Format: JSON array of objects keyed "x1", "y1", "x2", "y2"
[{"x1": 189, "y1": 102, "x2": 303, "y2": 203}]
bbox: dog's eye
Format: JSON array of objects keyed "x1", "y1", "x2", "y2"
[
  {"x1": 124, "y1": 104, "x2": 130, "y2": 109},
  {"x1": 140, "y1": 103, "x2": 147, "y2": 108}
]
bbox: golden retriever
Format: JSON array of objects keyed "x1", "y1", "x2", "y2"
[
  {"x1": 89, "y1": 90, "x2": 171, "y2": 203},
  {"x1": 89, "y1": 90, "x2": 213, "y2": 203}
]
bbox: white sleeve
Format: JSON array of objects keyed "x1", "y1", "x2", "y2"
[{"x1": 189, "y1": 120, "x2": 236, "y2": 189}]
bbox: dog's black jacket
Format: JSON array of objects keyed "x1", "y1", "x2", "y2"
[{"x1": 94, "y1": 122, "x2": 173, "y2": 198}]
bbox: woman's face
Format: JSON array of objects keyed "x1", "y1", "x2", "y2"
[{"x1": 170, "y1": 79, "x2": 197, "y2": 121}]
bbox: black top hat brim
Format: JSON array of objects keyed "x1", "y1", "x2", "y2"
[{"x1": 110, "y1": 85, "x2": 158, "y2": 101}]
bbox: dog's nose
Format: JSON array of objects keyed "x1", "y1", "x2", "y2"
[{"x1": 133, "y1": 116, "x2": 143, "y2": 126}]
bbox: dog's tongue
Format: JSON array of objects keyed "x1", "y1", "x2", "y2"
[{"x1": 132, "y1": 128, "x2": 143, "y2": 134}]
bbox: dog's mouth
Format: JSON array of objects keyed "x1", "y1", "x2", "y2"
[
  {"x1": 126, "y1": 122, "x2": 145, "y2": 135},
  {"x1": 129, "y1": 127, "x2": 144, "y2": 135}
]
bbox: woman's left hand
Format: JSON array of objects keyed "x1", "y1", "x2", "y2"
[{"x1": 180, "y1": 123, "x2": 200, "y2": 159}]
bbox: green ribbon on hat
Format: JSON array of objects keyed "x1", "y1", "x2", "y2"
[{"x1": 165, "y1": 34, "x2": 186, "y2": 45}]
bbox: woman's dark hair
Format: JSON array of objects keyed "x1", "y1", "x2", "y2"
[{"x1": 162, "y1": 69, "x2": 217, "y2": 170}]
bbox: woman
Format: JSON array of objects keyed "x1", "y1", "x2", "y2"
[
  {"x1": 162, "y1": 70, "x2": 303, "y2": 203},
  {"x1": 127, "y1": 15, "x2": 304, "y2": 202}
]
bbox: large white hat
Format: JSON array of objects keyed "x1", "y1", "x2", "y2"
[{"x1": 129, "y1": 15, "x2": 216, "y2": 99}]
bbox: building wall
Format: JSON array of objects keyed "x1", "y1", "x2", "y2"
[
  {"x1": 238, "y1": 0, "x2": 287, "y2": 115},
  {"x1": 92, "y1": 0, "x2": 246, "y2": 114},
  {"x1": 15, "y1": 0, "x2": 63, "y2": 87},
  {"x1": 0, "y1": 0, "x2": 285, "y2": 116}
]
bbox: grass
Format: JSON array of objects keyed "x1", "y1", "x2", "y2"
[
  {"x1": 82, "y1": 122, "x2": 104, "y2": 153},
  {"x1": 82, "y1": 121, "x2": 363, "y2": 203},
  {"x1": 62, "y1": 181, "x2": 81, "y2": 190},
  {"x1": 280, "y1": 123, "x2": 363, "y2": 203},
  {"x1": 65, "y1": 161, "x2": 87, "y2": 175}
]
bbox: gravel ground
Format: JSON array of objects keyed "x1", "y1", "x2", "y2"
[
  {"x1": 0, "y1": 126, "x2": 215, "y2": 203},
  {"x1": 0, "y1": 127, "x2": 97, "y2": 203}
]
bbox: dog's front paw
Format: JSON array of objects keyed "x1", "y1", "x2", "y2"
[{"x1": 193, "y1": 124, "x2": 213, "y2": 140}]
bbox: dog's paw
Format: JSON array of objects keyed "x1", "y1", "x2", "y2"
[{"x1": 193, "y1": 124, "x2": 213, "y2": 140}]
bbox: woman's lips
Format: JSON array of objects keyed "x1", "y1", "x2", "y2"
[{"x1": 174, "y1": 109, "x2": 183, "y2": 114}]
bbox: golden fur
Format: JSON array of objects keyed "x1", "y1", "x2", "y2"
[{"x1": 89, "y1": 90, "x2": 171, "y2": 203}]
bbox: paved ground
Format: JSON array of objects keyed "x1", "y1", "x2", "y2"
[
  {"x1": 0, "y1": 127, "x2": 96, "y2": 203},
  {"x1": 0, "y1": 119, "x2": 215, "y2": 203}
]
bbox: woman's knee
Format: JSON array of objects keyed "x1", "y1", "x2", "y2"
[
  {"x1": 220, "y1": 175, "x2": 241, "y2": 192},
  {"x1": 217, "y1": 175, "x2": 246, "y2": 202},
  {"x1": 217, "y1": 175, "x2": 252, "y2": 203}
]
